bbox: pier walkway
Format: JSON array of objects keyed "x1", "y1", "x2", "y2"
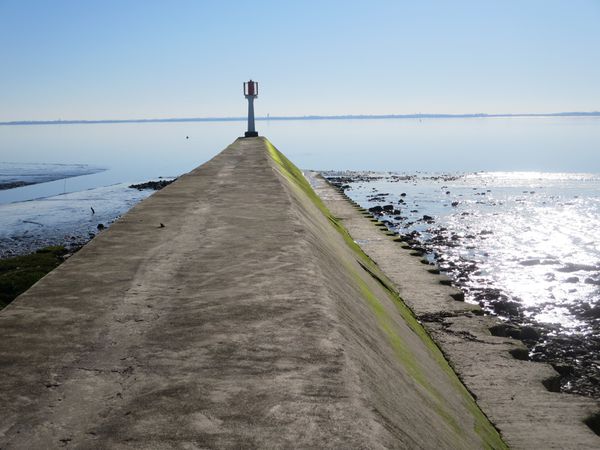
[{"x1": 2, "y1": 138, "x2": 505, "y2": 448}]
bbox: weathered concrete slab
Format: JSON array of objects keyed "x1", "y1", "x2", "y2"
[
  {"x1": 0, "y1": 138, "x2": 504, "y2": 449},
  {"x1": 312, "y1": 174, "x2": 600, "y2": 449}
]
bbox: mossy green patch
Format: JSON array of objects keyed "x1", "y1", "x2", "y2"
[
  {"x1": 0, "y1": 246, "x2": 67, "y2": 309},
  {"x1": 265, "y1": 140, "x2": 374, "y2": 268},
  {"x1": 265, "y1": 139, "x2": 506, "y2": 449}
]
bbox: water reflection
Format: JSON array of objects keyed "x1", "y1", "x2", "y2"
[
  {"x1": 333, "y1": 170, "x2": 600, "y2": 396},
  {"x1": 1, "y1": 116, "x2": 599, "y2": 204}
]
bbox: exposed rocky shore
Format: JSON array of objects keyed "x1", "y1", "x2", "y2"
[{"x1": 327, "y1": 172, "x2": 600, "y2": 399}]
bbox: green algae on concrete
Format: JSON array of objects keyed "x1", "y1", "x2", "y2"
[
  {"x1": 266, "y1": 140, "x2": 376, "y2": 268},
  {"x1": 266, "y1": 138, "x2": 506, "y2": 449}
]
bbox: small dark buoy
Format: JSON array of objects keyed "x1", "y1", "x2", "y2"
[
  {"x1": 159, "y1": 223, "x2": 165, "y2": 228},
  {"x1": 91, "y1": 207, "x2": 95, "y2": 214},
  {"x1": 186, "y1": 136, "x2": 189, "y2": 139}
]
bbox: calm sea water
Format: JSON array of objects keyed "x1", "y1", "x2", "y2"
[{"x1": 1, "y1": 117, "x2": 599, "y2": 204}]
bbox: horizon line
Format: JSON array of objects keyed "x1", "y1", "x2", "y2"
[{"x1": 1, "y1": 111, "x2": 599, "y2": 126}]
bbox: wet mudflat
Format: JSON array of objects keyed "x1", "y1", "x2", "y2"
[
  {"x1": 0, "y1": 180, "x2": 174, "y2": 259},
  {"x1": 0, "y1": 162, "x2": 104, "y2": 190},
  {"x1": 326, "y1": 171, "x2": 600, "y2": 398}
]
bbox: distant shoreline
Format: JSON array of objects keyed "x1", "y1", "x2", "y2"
[{"x1": 1, "y1": 111, "x2": 599, "y2": 126}]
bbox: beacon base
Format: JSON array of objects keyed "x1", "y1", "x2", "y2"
[{"x1": 244, "y1": 131, "x2": 259, "y2": 137}]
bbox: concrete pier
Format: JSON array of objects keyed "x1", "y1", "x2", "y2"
[{"x1": 1, "y1": 138, "x2": 505, "y2": 448}]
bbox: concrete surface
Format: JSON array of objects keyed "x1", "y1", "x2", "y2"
[
  {"x1": 0, "y1": 138, "x2": 504, "y2": 449},
  {"x1": 311, "y1": 174, "x2": 600, "y2": 449}
]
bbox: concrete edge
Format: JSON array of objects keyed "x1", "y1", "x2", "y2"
[
  {"x1": 314, "y1": 174, "x2": 600, "y2": 449},
  {"x1": 263, "y1": 138, "x2": 508, "y2": 448}
]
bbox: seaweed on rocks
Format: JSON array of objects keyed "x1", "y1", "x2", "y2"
[
  {"x1": 129, "y1": 178, "x2": 176, "y2": 190},
  {"x1": 0, "y1": 246, "x2": 78, "y2": 308}
]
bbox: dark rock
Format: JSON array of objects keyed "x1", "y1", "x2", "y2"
[
  {"x1": 97, "y1": 224, "x2": 105, "y2": 231},
  {"x1": 557, "y1": 263, "x2": 598, "y2": 273},
  {"x1": 552, "y1": 364, "x2": 575, "y2": 376},
  {"x1": 542, "y1": 376, "x2": 562, "y2": 392},
  {"x1": 510, "y1": 348, "x2": 530, "y2": 361},
  {"x1": 490, "y1": 299, "x2": 520, "y2": 317},
  {"x1": 582, "y1": 305, "x2": 600, "y2": 319},
  {"x1": 520, "y1": 326, "x2": 540, "y2": 341},
  {"x1": 450, "y1": 292, "x2": 465, "y2": 302},
  {"x1": 489, "y1": 323, "x2": 522, "y2": 339},
  {"x1": 129, "y1": 179, "x2": 176, "y2": 191},
  {"x1": 520, "y1": 259, "x2": 541, "y2": 266}
]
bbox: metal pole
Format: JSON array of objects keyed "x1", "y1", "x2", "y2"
[
  {"x1": 244, "y1": 94, "x2": 258, "y2": 137},
  {"x1": 247, "y1": 96, "x2": 255, "y2": 133}
]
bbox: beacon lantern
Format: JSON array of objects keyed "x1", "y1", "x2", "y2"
[{"x1": 243, "y1": 80, "x2": 259, "y2": 137}]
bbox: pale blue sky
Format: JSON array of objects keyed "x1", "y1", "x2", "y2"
[{"x1": 1, "y1": 0, "x2": 599, "y2": 121}]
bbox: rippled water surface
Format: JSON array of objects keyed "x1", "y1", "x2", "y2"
[
  {"x1": 334, "y1": 171, "x2": 600, "y2": 330},
  {"x1": 328, "y1": 170, "x2": 600, "y2": 395}
]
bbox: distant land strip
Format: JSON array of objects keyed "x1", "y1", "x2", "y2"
[{"x1": 1, "y1": 111, "x2": 599, "y2": 126}]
